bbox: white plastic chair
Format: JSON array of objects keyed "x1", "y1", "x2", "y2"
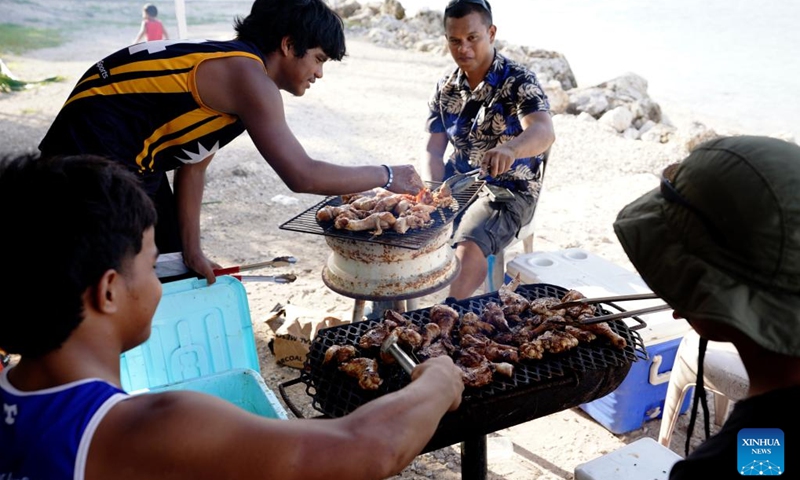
[{"x1": 658, "y1": 330, "x2": 750, "y2": 448}]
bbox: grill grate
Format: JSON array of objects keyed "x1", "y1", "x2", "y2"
[
  {"x1": 299, "y1": 283, "x2": 647, "y2": 419},
  {"x1": 279, "y1": 181, "x2": 483, "y2": 250}
]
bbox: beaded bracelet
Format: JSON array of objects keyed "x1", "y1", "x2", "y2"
[{"x1": 381, "y1": 164, "x2": 394, "y2": 190}]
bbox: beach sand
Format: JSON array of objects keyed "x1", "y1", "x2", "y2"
[{"x1": 2, "y1": 2, "x2": 730, "y2": 478}]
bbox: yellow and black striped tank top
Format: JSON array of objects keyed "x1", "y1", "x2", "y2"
[{"x1": 39, "y1": 39, "x2": 267, "y2": 194}]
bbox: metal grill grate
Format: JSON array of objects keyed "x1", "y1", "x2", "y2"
[
  {"x1": 279, "y1": 181, "x2": 483, "y2": 250},
  {"x1": 299, "y1": 283, "x2": 647, "y2": 419}
]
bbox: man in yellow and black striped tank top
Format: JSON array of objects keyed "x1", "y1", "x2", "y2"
[{"x1": 39, "y1": 0, "x2": 425, "y2": 284}]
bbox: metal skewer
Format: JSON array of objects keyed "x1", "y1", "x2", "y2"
[
  {"x1": 550, "y1": 292, "x2": 660, "y2": 309},
  {"x1": 580, "y1": 304, "x2": 672, "y2": 325}
]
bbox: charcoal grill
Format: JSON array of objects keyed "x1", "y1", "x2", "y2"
[{"x1": 279, "y1": 283, "x2": 648, "y2": 479}]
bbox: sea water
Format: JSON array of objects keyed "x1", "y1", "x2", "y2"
[{"x1": 400, "y1": 0, "x2": 800, "y2": 140}]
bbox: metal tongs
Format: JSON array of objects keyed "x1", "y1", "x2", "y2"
[
  {"x1": 435, "y1": 167, "x2": 483, "y2": 194},
  {"x1": 381, "y1": 331, "x2": 417, "y2": 375},
  {"x1": 549, "y1": 292, "x2": 671, "y2": 325},
  {"x1": 213, "y1": 256, "x2": 298, "y2": 284},
  {"x1": 229, "y1": 274, "x2": 297, "y2": 284}
]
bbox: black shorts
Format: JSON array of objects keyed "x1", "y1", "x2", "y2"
[
  {"x1": 152, "y1": 172, "x2": 182, "y2": 254},
  {"x1": 451, "y1": 185, "x2": 540, "y2": 257}
]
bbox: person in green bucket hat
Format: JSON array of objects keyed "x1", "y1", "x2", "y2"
[{"x1": 614, "y1": 135, "x2": 800, "y2": 478}]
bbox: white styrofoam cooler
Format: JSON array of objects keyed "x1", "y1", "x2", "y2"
[
  {"x1": 574, "y1": 437, "x2": 683, "y2": 480},
  {"x1": 505, "y1": 248, "x2": 694, "y2": 434}
]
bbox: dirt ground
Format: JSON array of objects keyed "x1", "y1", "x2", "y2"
[{"x1": 2, "y1": 1, "x2": 731, "y2": 478}]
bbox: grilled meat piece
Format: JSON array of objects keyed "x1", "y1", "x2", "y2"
[
  {"x1": 519, "y1": 339, "x2": 545, "y2": 360},
  {"x1": 432, "y1": 184, "x2": 455, "y2": 209},
  {"x1": 511, "y1": 324, "x2": 543, "y2": 345},
  {"x1": 461, "y1": 334, "x2": 519, "y2": 363},
  {"x1": 394, "y1": 199, "x2": 413, "y2": 215},
  {"x1": 491, "y1": 362, "x2": 514, "y2": 378},
  {"x1": 393, "y1": 212, "x2": 429, "y2": 234},
  {"x1": 316, "y1": 205, "x2": 347, "y2": 222},
  {"x1": 340, "y1": 193, "x2": 362, "y2": 203},
  {"x1": 323, "y1": 345, "x2": 357, "y2": 365},
  {"x1": 492, "y1": 332, "x2": 515, "y2": 345},
  {"x1": 349, "y1": 196, "x2": 380, "y2": 211},
  {"x1": 459, "y1": 311, "x2": 495, "y2": 337},
  {"x1": 565, "y1": 325, "x2": 597, "y2": 343},
  {"x1": 560, "y1": 289, "x2": 597, "y2": 318},
  {"x1": 396, "y1": 325, "x2": 423, "y2": 350},
  {"x1": 339, "y1": 357, "x2": 382, "y2": 390},
  {"x1": 384, "y1": 309, "x2": 410, "y2": 328},
  {"x1": 420, "y1": 323, "x2": 442, "y2": 348},
  {"x1": 539, "y1": 330, "x2": 580, "y2": 354},
  {"x1": 456, "y1": 348, "x2": 494, "y2": 388},
  {"x1": 529, "y1": 297, "x2": 566, "y2": 317},
  {"x1": 529, "y1": 314, "x2": 567, "y2": 337},
  {"x1": 418, "y1": 337, "x2": 456, "y2": 359},
  {"x1": 577, "y1": 314, "x2": 627, "y2": 349},
  {"x1": 429, "y1": 304, "x2": 459, "y2": 337},
  {"x1": 481, "y1": 302, "x2": 511, "y2": 332},
  {"x1": 498, "y1": 273, "x2": 530, "y2": 315},
  {"x1": 359, "y1": 323, "x2": 391, "y2": 349},
  {"x1": 373, "y1": 195, "x2": 401, "y2": 213},
  {"x1": 505, "y1": 313, "x2": 525, "y2": 327},
  {"x1": 336, "y1": 211, "x2": 396, "y2": 235},
  {"x1": 416, "y1": 187, "x2": 434, "y2": 205}
]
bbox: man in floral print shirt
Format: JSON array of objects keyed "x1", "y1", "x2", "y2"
[{"x1": 424, "y1": 0, "x2": 555, "y2": 299}]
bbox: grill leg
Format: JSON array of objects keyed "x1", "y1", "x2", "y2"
[
  {"x1": 460, "y1": 434, "x2": 487, "y2": 480},
  {"x1": 352, "y1": 299, "x2": 366, "y2": 322}
]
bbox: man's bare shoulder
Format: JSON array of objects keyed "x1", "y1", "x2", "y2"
[
  {"x1": 196, "y1": 54, "x2": 278, "y2": 115},
  {"x1": 86, "y1": 390, "x2": 291, "y2": 479}
]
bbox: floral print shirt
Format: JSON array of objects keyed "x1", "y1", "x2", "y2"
[{"x1": 426, "y1": 50, "x2": 550, "y2": 194}]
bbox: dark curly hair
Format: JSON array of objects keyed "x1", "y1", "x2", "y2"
[
  {"x1": 0, "y1": 153, "x2": 157, "y2": 358},
  {"x1": 234, "y1": 0, "x2": 346, "y2": 60}
]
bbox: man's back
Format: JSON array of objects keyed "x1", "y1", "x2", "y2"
[{"x1": 38, "y1": 39, "x2": 265, "y2": 194}]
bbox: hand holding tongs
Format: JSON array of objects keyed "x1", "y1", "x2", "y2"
[
  {"x1": 213, "y1": 256, "x2": 298, "y2": 284},
  {"x1": 549, "y1": 292, "x2": 671, "y2": 325}
]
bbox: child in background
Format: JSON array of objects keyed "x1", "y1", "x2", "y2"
[{"x1": 134, "y1": 3, "x2": 169, "y2": 43}]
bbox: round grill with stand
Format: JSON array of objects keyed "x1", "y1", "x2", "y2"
[{"x1": 280, "y1": 182, "x2": 482, "y2": 320}]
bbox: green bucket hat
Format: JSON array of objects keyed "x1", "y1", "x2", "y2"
[{"x1": 613, "y1": 135, "x2": 800, "y2": 357}]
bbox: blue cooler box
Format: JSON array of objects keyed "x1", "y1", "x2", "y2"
[
  {"x1": 505, "y1": 248, "x2": 693, "y2": 434},
  {"x1": 120, "y1": 276, "x2": 287, "y2": 419}
]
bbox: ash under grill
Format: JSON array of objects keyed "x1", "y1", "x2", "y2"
[
  {"x1": 299, "y1": 283, "x2": 647, "y2": 420},
  {"x1": 279, "y1": 181, "x2": 482, "y2": 250}
]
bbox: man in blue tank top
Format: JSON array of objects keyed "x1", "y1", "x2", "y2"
[
  {"x1": 0, "y1": 152, "x2": 463, "y2": 480},
  {"x1": 39, "y1": 0, "x2": 425, "y2": 284}
]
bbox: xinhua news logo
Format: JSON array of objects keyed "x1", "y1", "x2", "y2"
[{"x1": 738, "y1": 428, "x2": 784, "y2": 476}]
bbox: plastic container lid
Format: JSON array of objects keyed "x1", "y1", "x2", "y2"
[{"x1": 120, "y1": 276, "x2": 259, "y2": 392}]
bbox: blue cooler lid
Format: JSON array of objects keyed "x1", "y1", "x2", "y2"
[{"x1": 120, "y1": 276, "x2": 259, "y2": 392}]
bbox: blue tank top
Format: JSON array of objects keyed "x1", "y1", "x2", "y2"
[
  {"x1": 0, "y1": 368, "x2": 129, "y2": 480},
  {"x1": 38, "y1": 39, "x2": 268, "y2": 194}
]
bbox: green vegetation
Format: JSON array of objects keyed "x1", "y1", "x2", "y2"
[
  {"x1": 0, "y1": 23, "x2": 63, "y2": 55},
  {"x1": 0, "y1": 73, "x2": 62, "y2": 93},
  {"x1": 0, "y1": 24, "x2": 64, "y2": 92}
]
